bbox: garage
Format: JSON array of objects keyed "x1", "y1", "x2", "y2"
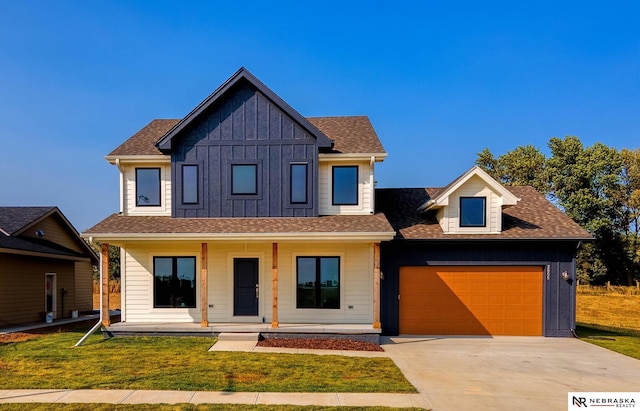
[{"x1": 399, "y1": 266, "x2": 543, "y2": 336}]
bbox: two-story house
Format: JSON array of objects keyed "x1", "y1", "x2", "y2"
[
  {"x1": 84, "y1": 68, "x2": 591, "y2": 339},
  {"x1": 84, "y1": 68, "x2": 396, "y2": 339}
]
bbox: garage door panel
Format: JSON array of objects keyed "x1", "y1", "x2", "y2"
[{"x1": 399, "y1": 266, "x2": 543, "y2": 336}]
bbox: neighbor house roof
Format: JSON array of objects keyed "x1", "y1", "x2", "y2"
[
  {"x1": 0, "y1": 207, "x2": 98, "y2": 262},
  {"x1": 376, "y1": 186, "x2": 593, "y2": 241},
  {"x1": 83, "y1": 213, "x2": 396, "y2": 242},
  {"x1": 107, "y1": 116, "x2": 386, "y2": 159}
]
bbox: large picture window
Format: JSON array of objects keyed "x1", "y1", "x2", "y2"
[
  {"x1": 290, "y1": 163, "x2": 308, "y2": 204},
  {"x1": 182, "y1": 165, "x2": 198, "y2": 204},
  {"x1": 154, "y1": 257, "x2": 196, "y2": 308},
  {"x1": 296, "y1": 256, "x2": 340, "y2": 309},
  {"x1": 136, "y1": 168, "x2": 161, "y2": 206},
  {"x1": 332, "y1": 166, "x2": 358, "y2": 205},
  {"x1": 231, "y1": 164, "x2": 257, "y2": 195},
  {"x1": 460, "y1": 197, "x2": 486, "y2": 227}
]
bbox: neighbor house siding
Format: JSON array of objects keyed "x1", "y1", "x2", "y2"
[
  {"x1": 74, "y1": 261, "x2": 94, "y2": 312},
  {"x1": 21, "y1": 214, "x2": 86, "y2": 254},
  {"x1": 380, "y1": 240, "x2": 578, "y2": 336},
  {"x1": 171, "y1": 83, "x2": 320, "y2": 218},
  {"x1": 0, "y1": 255, "x2": 75, "y2": 324}
]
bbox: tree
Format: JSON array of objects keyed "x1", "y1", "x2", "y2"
[
  {"x1": 476, "y1": 145, "x2": 548, "y2": 193},
  {"x1": 89, "y1": 242, "x2": 121, "y2": 282},
  {"x1": 476, "y1": 137, "x2": 639, "y2": 285}
]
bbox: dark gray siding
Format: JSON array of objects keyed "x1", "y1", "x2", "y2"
[
  {"x1": 380, "y1": 240, "x2": 579, "y2": 337},
  {"x1": 172, "y1": 81, "x2": 319, "y2": 217}
]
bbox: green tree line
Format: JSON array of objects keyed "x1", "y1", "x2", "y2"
[{"x1": 476, "y1": 136, "x2": 640, "y2": 285}]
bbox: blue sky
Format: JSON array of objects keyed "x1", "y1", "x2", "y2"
[{"x1": 1, "y1": 1, "x2": 639, "y2": 231}]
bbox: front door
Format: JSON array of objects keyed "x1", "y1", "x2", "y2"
[
  {"x1": 234, "y1": 258, "x2": 259, "y2": 316},
  {"x1": 45, "y1": 273, "x2": 56, "y2": 316}
]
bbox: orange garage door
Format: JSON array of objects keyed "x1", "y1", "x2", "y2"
[{"x1": 399, "y1": 266, "x2": 543, "y2": 336}]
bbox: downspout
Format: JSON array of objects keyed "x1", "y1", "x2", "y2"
[
  {"x1": 370, "y1": 156, "x2": 375, "y2": 214},
  {"x1": 75, "y1": 236, "x2": 103, "y2": 347},
  {"x1": 570, "y1": 241, "x2": 583, "y2": 338},
  {"x1": 116, "y1": 159, "x2": 124, "y2": 213}
]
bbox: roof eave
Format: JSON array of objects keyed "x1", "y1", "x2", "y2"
[
  {"x1": 106, "y1": 155, "x2": 170, "y2": 165},
  {"x1": 82, "y1": 231, "x2": 396, "y2": 242}
]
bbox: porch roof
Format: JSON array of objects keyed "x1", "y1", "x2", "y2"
[{"x1": 82, "y1": 213, "x2": 396, "y2": 242}]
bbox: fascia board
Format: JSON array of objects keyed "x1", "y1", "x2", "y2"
[
  {"x1": 0, "y1": 247, "x2": 92, "y2": 262},
  {"x1": 106, "y1": 155, "x2": 170, "y2": 165},
  {"x1": 83, "y1": 231, "x2": 397, "y2": 242},
  {"x1": 319, "y1": 153, "x2": 387, "y2": 162}
]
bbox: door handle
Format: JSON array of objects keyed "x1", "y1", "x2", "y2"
[{"x1": 256, "y1": 284, "x2": 259, "y2": 299}]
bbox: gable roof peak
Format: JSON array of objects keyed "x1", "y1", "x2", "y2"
[
  {"x1": 418, "y1": 165, "x2": 520, "y2": 212},
  {"x1": 155, "y1": 67, "x2": 333, "y2": 151}
]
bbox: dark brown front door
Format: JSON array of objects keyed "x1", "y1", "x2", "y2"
[{"x1": 234, "y1": 258, "x2": 259, "y2": 316}]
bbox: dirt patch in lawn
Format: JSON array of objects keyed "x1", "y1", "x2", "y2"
[{"x1": 257, "y1": 337, "x2": 384, "y2": 352}]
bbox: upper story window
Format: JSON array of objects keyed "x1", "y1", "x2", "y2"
[
  {"x1": 290, "y1": 163, "x2": 308, "y2": 204},
  {"x1": 332, "y1": 165, "x2": 358, "y2": 205},
  {"x1": 136, "y1": 168, "x2": 161, "y2": 206},
  {"x1": 231, "y1": 164, "x2": 257, "y2": 195},
  {"x1": 182, "y1": 165, "x2": 198, "y2": 204},
  {"x1": 296, "y1": 256, "x2": 340, "y2": 309},
  {"x1": 460, "y1": 197, "x2": 486, "y2": 227}
]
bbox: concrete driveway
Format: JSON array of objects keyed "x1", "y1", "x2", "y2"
[{"x1": 381, "y1": 336, "x2": 640, "y2": 411}]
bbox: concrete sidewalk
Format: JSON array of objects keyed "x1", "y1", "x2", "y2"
[{"x1": 0, "y1": 389, "x2": 428, "y2": 408}]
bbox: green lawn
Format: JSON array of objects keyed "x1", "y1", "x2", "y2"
[
  {"x1": 576, "y1": 324, "x2": 640, "y2": 360},
  {"x1": 0, "y1": 331, "x2": 415, "y2": 393},
  {"x1": 0, "y1": 405, "x2": 423, "y2": 411}
]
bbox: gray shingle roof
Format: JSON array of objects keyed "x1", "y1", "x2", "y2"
[
  {"x1": 107, "y1": 116, "x2": 385, "y2": 158},
  {"x1": 0, "y1": 206, "x2": 56, "y2": 234},
  {"x1": 83, "y1": 213, "x2": 395, "y2": 238}
]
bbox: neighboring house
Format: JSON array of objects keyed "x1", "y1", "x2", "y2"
[
  {"x1": 83, "y1": 67, "x2": 591, "y2": 338},
  {"x1": 0, "y1": 207, "x2": 98, "y2": 326}
]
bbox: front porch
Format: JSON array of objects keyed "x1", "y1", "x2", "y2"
[{"x1": 105, "y1": 321, "x2": 381, "y2": 343}]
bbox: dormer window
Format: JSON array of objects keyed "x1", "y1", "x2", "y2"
[
  {"x1": 460, "y1": 197, "x2": 486, "y2": 227},
  {"x1": 136, "y1": 168, "x2": 161, "y2": 206}
]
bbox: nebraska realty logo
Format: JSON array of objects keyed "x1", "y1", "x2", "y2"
[{"x1": 569, "y1": 392, "x2": 639, "y2": 409}]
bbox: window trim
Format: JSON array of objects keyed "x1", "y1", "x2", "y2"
[
  {"x1": 296, "y1": 256, "x2": 341, "y2": 309},
  {"x1": 153, "y1": 256, "x2": 197, "y2": 309},
  {"x1": 135, "y1": 167, "x2": 161, "y2": 207},
  {"x1": 181, "y1": 164, "x2": 199, "y2": 205},
  {"x1": 459, "y1": 196, "x2": 487, "y2": 227},
  {"x1": 231, "y1": 163, "x2": 258, "y2": 195},
  {"x1": 332, "y1": 165, "x2": 359, "y2": 206},
  {"x1": 290, "y1": 163, "x2": 308, "y2": 204}
]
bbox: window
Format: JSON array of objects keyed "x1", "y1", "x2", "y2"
[
  {"x1": 182, "y1": 165, "x2": 198, "y2": 204},
  {"x1": 231, "y1": 164, "x2": 257, "y2": 195},
  {"x1": 332, "y1": 166, "x2": 358, "y2": 205},
  {"x1": 136, "y1": 168, "x2": 161, "y2": 206},
  {"x1": 290, "y1": 163, "x2": 308, "y2": 204},
  {"x1": 460, "y1": 197, "x2": 486, "y2": 227},
  {"x1": 154, "y1": 257, "x2": 196, "y2": 308},
  {"x1": 296, "y1": 256, "x2": 340, "y2": 309}
]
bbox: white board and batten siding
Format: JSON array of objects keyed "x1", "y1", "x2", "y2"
[
  {"x1": 122, "y1": 163, "x2": 172, "y2": 216},
  {"x1": 120, "y1": 241, "x2": 375, "y2": 324},
  {"x1": 318, "y1": 160, "x2": 375, "y2": 215},
  {"x1": 440, "y1": 175, "x2": 504, "y2": 234}
]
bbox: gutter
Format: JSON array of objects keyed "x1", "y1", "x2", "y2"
[
  {"x1": 75, "y1": 236, "x2": 103, "y2": 347},
  {"x1": 82, "y1": 231, "x2": 398, "y2": 242}
]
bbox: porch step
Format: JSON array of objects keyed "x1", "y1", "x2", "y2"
[{"x1": 217, "y1": 332, "x2": 260, "y2": 342}]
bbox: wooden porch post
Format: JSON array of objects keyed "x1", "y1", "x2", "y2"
[
  {"x1": 101, "y1": 243, "x2": 111, "y2": 326},
  {"x1": 373, "y1": 243, "x2": 381, "y2": 329},
  {"x1": 201, "y1": 243, "x2": 209, "y2": 327},
  {"x1": 271, "y1": 242, "x2": 279, "y2": 328}
]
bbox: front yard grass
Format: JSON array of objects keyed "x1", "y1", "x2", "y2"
[
  {"x1": 0, "y1": 331, "x2": 415, "y2": 393},
  {"x1": 576, "y1": 325, "x2": 640, "y2": 360}
]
